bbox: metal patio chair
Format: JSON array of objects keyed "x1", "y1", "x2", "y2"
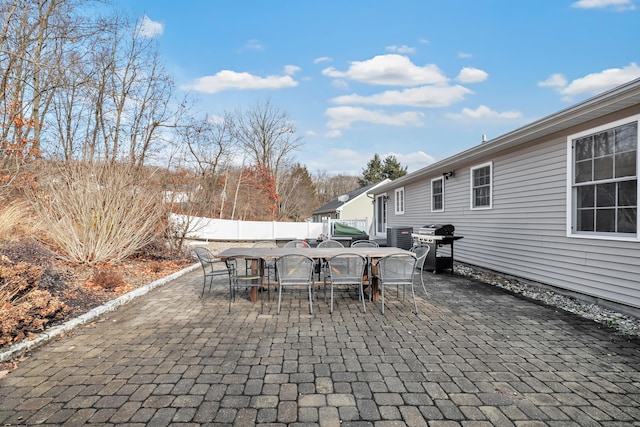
[
  {"x1": 351, "y1": 239, "x2": 379, "y2": 248},
  {"x1": 193, "y1": 247, "x2": 232, "y2": 298},
  {"x1": 316, "y1": 239, "x2": 345, "y2": 293},
  {"x1": 225, "y1": 256, "x2": 265, "y2": 313},
  {"x1": 326, "y1": 253, "x2": 367, "y2": 314},
  {"x1": 275, "y1": 254, "x2": 315, "y2": 314},
  {"x1": 410, "y1": 243, "x2": 430, "y2": 296},
  {"x1": 283, "y1": 239, "x2": 311, "y2": 248},
  {"x1": 374, "y1": 253, "x2": 419, "y2": 314},
  {"x1": 252, "y1": 240, "x2": 277, "y2": 286}
]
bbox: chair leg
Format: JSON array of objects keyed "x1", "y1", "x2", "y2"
[
  {"x1": 330, "y1": 283, "x2": 335, "y2": 314},
  {"x1": 277, "y1": 285, "x2": 283, "y2": 314},
  {"x1": 411, "y1": 283, "x2": 418, "y2": 314},
  {"x1": 308, "y1": 285, "x2": 313, "y2": 314},
  {"x1": 359, "y1": 282, "x2": 366, "y2": 313},
  {"x1": 381, "y1": 284, "x2": 385, "y2": 314},
  {"x1": 421, "y1": 273, "x2": 427, "y2": 297}
]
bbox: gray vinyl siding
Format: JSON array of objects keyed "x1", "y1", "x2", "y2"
[{"x1": 386, "y1": 130, "x2": 640, "y2": 309}]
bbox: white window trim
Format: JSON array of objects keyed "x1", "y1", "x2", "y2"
[
  {"x1": 565, "y1": 114, "x2": 640, "y2": 241},
  {"x1": 470, "y1": 161, "x2": 493, "y2": 210},
  {"x1": 431, "y1": 177, "x2": 444, "y2": 212},
  {"x1": 394, "y1": 187, "x2": 405, "y2": 215}
]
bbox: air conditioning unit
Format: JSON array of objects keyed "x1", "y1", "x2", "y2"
[{"x1": 386, "y1": 226, "x2": 413, "y2": 250}]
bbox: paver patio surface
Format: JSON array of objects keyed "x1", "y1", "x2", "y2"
[{"x1": 1, "y1": 266, "x2": 640, "y2": 426}]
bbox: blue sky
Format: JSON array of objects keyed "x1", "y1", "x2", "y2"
[{"x1": 112, "y1": 0, "x2": 640, "y2": 175}]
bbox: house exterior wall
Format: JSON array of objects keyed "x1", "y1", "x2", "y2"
[
  {"x1": 340, "y1": 194, "x2": 374, "y2": 225},
  {"x1": 382, "y1": 107, "x2": 640, "y2": 311}
]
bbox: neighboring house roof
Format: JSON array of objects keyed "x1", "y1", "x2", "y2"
[
  {"x1": 372, "y1": 77, "x2": 640, "y2": 194},
  {"x1": 313, "y1": 179, "x2": 390, "y2": 215}
]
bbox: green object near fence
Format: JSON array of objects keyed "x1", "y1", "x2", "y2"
[{"x1": 333, "y1": 222, "x2": 368, "y2": 237}]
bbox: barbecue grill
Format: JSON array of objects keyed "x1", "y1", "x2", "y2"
[{"x1": 412, "y1": 224, "x2": 462, "y2": 273}]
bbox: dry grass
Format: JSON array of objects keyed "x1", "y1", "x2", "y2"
[{"x1": 0, "y1": 202, "x2": 27, "y2": 240}]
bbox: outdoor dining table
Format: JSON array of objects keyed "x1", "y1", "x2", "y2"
[{"x1": 216, "y1": 246, "x2": 415, "y2": 303}]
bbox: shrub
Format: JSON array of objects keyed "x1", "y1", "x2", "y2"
[
  {"x1": 26, "y1": 161, "x2": 165, "y2": 265},
  {"x1": 0, "y1": 255, "x2": 68, "y2": 348},
  {"x1": 90, "y1": 268, "x2": 125, "y2": 290}
]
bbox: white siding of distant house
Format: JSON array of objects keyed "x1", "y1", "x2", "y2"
[
  {"x1": 341, "y1": 194, "x2": 373, "y2": 225},
  {"x1": 384, "y1": 112, "x2": 640, "y2": 310}
]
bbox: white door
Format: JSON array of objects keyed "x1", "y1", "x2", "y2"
[{"x1": 375, "y1": 194, "x2": 387, "y2": 236}]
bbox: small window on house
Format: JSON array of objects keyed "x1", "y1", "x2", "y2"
[
  {"x1": 431, "y1": 177, "x2": 444, "y2": 212},
  {"x1": 569, "y1": 117, "x2": 638, "y2": 237},
  {"x1": 395, "y1": 187, "x2": 405, "y2": 215},
  {"x1": 470, "y1": 162, "x2": 492, "y2": 209}
]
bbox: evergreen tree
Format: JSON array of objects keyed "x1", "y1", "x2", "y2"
[
  {"x1": 358, "y1": 154, "x2": 407, "y2": 186},
  {"x1": 382, "y1": 155, "x2": 408, "y2": 180}
]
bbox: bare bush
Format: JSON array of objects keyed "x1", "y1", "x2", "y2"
[
  {"x1": 27, "y1": 161, "x2": 165, "y2": 265},
  {"x1": 0, "y1": 202, "x2": 27, "y2": 240},
  {"x1": 0, "y1": 254, "x2": 68, "y2": 347}
]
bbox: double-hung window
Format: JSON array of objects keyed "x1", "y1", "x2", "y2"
[
  {"x1": 431, "y1": 177, "x2": 444, "y2": 212},
  {"x1": 395, "y1": 187, "x2": 405, "y2": 215},
  {"x1": 569, "y1": 116, "x2": 638, "y2": 238},
  {"x1": 470, "y1": 162, "x2": 492, "y2": 209}
]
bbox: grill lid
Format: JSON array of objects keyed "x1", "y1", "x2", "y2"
[{"x1": 418, "y1": 224, "x2": 454, "y2": 236}]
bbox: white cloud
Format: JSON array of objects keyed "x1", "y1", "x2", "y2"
[
  {"x1": 322, "y1": 54, "x2": 448, "y2": 86},
  {"x1": 539, "y1": 63, "x2": 640, "y2": 100},
  {"x1": 136, "y1": 15, "x2": 163, "y2": 39},
  {"x1": 181, "y1": 69, "x2": 299, "y2": 94},
  {"x1": 313, "y1": 57, "x2": 332, "y2": 64},
  {"x1": 385, "y1": 45, "x2": 416, "y2": 54},
  {"x1": 284, "y1": 65, "x2": 301, "y2": 75},
  {"x1": 456, "y1": 67, "x2": 489, "y2": 83},
  {"x1": 324, "y1": 129, "x2": 342, "y2": 138},
  {"x1": 384, "y1": 151, "x2": 435, "y2": 172},
  {"x1": 325, "y1": 106, "x2": 424, "y2": 130},
  {"x1": 208, "y1": 115, "x2": 225, "y2": 125},
  {"x1": 572, "y1": 0, "x2": 635, "y2": 11},
  {"x1": 241, "y1": 39, "x2": 264, "y2": 51},
  {"x1": 458, "y1": 52, "x2": 473, "y2": 59},
  {"x1": 331, "y1": 79, "x2": 349, "y2": 90},
  {"x1": 331, "y1": 85, "x2": 473, "y2": 108},
  {"x1": 537, "y1": 73, "x2": 568, "y2": 89},
  {"x1": 446, "y1": 105, "x2": 522, "y2": 120}
]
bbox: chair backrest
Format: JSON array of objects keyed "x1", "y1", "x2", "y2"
[
  {"x1": 318, "y1": 239, "x2": 344, "y2": 248},
  {"x1": 283, "y1": 239, "x2": 310, "y2": 248},
  {"x1": 275, "y1": 254, "x2": 314, "y2": 284},
  {"x1": 327, "y1": 253, "x2": 366, "y2": 282},
  {"x1": 193, "y1": 246, "x2": 224, "y2": 274},
  {"x1": 351, "y1": 239, "x2": 379, "y2": 248},
  {"x1": 253, "y1": 240, "x2": 277, "y2": 248},
  {"x1": 376, "y1": 253, "x2": 417, "y2": 283},
  {"x1": 410, "y1": 244, "x2": 430, "y2": 270},
  {"x1": 193, "y1": 246, "x2": 215, "y2": 268}
]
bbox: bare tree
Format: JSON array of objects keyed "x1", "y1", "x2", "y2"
[
  {"x1": 278, "y1": 163, "x2": 317, "y2": 221},
  {"x1": 232, "y1": 99, "x2": 304, "y2": 196},
  {"x1": 0, "y1": 0, "x2": 92, "y2": 193},
  {"x1": 313, "y1": 171, "x2": 360, "y2": 205}
]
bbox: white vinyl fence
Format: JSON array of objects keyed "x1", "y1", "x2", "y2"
[
  {"x1": 171, "y1": 214, "x2": 370, "y2": 241},
  {"x1": 171, "y1": 214, "x2": 324, "y2": 241}
]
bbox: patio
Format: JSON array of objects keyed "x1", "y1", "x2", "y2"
[{"x1": 1, "y1": 264, "x2": 640, "y2": 425}]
